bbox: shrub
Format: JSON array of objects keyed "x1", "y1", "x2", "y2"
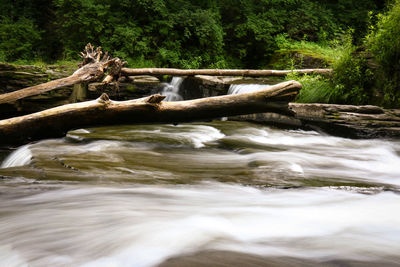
[
  {"x1": 0, "y1": 17, "x2": 41, "y2": 61},
  {"x1": 330, "y1": 45, "x2": 375, "y2": 105},
  {"x1": 366, "y1": 0, "x2": 400, "y2": 107}
]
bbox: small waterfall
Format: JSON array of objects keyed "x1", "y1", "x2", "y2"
[
  {"x1": 161, "y1": 77, "x2": 184, "y2": 101},
  {"x1": 228, "y1": 83, "x2": 271, "y2": 95},
  {"x1": 0, "y1": 145, "x2": 32, "y2": 168}
]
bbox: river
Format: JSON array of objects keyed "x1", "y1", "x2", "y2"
[{"x1": 0, "y1": 121, "x2": 400, "y2": 266}]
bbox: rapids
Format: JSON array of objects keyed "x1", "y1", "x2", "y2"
[{"x1": 0, "y1": 121, "x2": 399, "y2": 266}]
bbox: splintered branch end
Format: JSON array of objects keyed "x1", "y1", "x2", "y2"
[{"x1": 146, "y1": 94, "x2": 166, "y2": 104}]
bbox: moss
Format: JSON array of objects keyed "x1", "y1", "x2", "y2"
[
  {"x1": 162, "y1": 75, "x2": 172, "y2": 82},
  {"x1": 125, "y1": 85, "x2": 136, "y2": 92},
  {"x1": 268, "y1": 49, "x2": 330, "y2": 69},
  {"x1": 332, "y1": 113, "x2": 341, "y2": 120}
]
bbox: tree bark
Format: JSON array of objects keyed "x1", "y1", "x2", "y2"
[
  {"x1": 121, "y1": 68, "x2": 332, "y2": 77},
  {"x1": 0, "y1": 44, "x2": 123, "y2": 105},
  {"x1": 0, "y1": 80, "x2": 301, "y2": 146}
]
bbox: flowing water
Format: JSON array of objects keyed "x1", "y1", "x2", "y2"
[
  {"x1": 228, "y1": 83, "x2": 271, "y2": 95},
  {"x1": 1, "y1": 121, "x2": 400, "y2": 266},
  {"x1": 160, "y1": 77, "x2": 184, "y2": 101}
]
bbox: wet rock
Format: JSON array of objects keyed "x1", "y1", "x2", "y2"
[
  {"x1": 231, "y1": 103, "x2": 400, "y2": 138},
  {"x1": 159, "y1": 250, "x2": 399, "y2": 267}
]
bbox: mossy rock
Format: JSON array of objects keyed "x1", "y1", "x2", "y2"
[
  {"x1": 267, "y1": 49, "x2": 330, "y2": 69},
  {"x1": 0, "y1": 62, "x2": 74, "y2": 94}
]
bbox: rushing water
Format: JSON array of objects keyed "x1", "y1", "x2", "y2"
[
  {"x1": 228, "y1": 83, "x2": 271, "y2": 95},
  {"x1": 1, "y1": 121, "x2": 400, "y2": 266},
  {"x1": 160, "y1": 77, "x2": 184, "y2": 101}
]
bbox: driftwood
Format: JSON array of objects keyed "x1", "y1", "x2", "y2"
[
  {"x1": 121, "y1": 68, "x2": 332, "y2": 77},
  {"x1": 0, "y1": 44, "x2": 124, "y2": 105},
  {"x1": 0, "y1": 80, "x2": 301, "y2": 146}
]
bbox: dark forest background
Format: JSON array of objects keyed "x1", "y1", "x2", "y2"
[
  {"x1": 0, "y1": 0, "x2": 387, "y2": 67},
  {"x1": 1, "y1": 0, "x2": 399, "y2": 107}
]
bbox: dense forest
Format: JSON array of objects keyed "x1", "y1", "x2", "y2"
[{"x1": 0, "y1": 0, "x2": 399, "y2": 107}]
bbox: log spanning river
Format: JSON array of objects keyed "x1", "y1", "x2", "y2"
[{"x1": 0, "y1": 121, "x2": 400, "y2": 266}]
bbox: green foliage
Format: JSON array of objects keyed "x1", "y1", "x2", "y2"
[
  {"x1": 330, "y1": 41, "x2": 375, "y2": 105},
  {"x1": 0, "y1": 0, "x2": 387, "y2": 71},
  {"x1": 367, "y1": 0, "x2": 400, "y2": 107},
  {"x1": 321, "y1": 0, "x2": 382, "y2": 43},
  {"x1": 0, "y1": 17, "x2": 41, "y2": 61},
  {"x1": 274, "y1": 34, "x2": 345, "y2": 68},
  {"x1": 287, "y1": 73, "x2": 334, "y2": 104},
  {"x1": 284, "y1": 1, "x2": 337, "y2": 42},
  {"x1": 288, "y1": 34, "x2": 374, "y2": 105}
]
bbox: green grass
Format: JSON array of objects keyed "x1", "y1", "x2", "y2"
[
  {"x1": 274, "y1": 34, "x2": 349, "y2": 65},
  {"x1": 285, "y1": 72, "x2": 335, "y2": 103},
  {"x1": 4, "y1": 59, "x2": 79, "y2": 68}
]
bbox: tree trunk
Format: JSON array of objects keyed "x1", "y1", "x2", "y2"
[
  {"x1": 121, "y1": 68, "x2": 332, "y2": 77},
  {"x1": 0, "y1": 80, "x2": 301, "y2": 146},
  {"x1": 0, "y1": 44, "x2": 124, "y2": 105}
]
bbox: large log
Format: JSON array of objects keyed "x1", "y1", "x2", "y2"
[
  {"x1": 121, "y1": 67, "x2": 332, "y2": 77},
  {"x1": 0, "y1": 80, "x2": 301, "y2": 146},
  {"x1": 0, "y1": 44, "x2": 124, "y2": 105}
]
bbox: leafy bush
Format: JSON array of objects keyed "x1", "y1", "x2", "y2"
[
  {"x1": 0, "y1": 17, "x2": 41, "y2": 61},
  {"x1": 288, "y1": 34, "x2": 374, "y2": 105},
  {"x1": 0, "y1": 0, "x2": 387, "y2": 71},
  {"x1": 330, "y1": 45, "x2": 375, "y2": 105},
  {"x1": 366, "y1": 0, "x2": 400, "y2": 107}
]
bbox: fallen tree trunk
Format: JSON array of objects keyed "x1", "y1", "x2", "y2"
[
  {"x1": 0, "y1": 44, "x2": 124, "y2": 105},
  {"x1": 0, "y1": 80, "x2": 301, "y2": 146},
  {"x1": 121, "y1": 67, "x2": 332, "y2": 77}
]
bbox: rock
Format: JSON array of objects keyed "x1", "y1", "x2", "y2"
[
  {"x1": 231, "y1": 103, "x2": 400, "y2": 138},
  {"x1": 0, "y1": 63, "x2": 76, "y2": 119},
  {"x1": 0, "y1": 63, "x2": 74, "y2": 93},
  {"x1": 126, "y1": 75, "x2": 160, "y2": 83},
  {"x1": 179, "y1": 75, "x2": 283, "y2": 100},
  {"x1": 87, "y1": 81, "x2": 165, "y2": 100},
  {"x1": 268, "y1": 50, "x2": 331, "y2": 69}
]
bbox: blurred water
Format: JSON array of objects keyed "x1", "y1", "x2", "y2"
[
  {"x1": 0, "y1": 121, "x2": 400, "y2": 266},
  {"x1": 161, "y1": 77, "x2": 183, "y2": 101},
  {"x1": 0, "y1": 144, "x2": 32, "y2": 168},
  {"x1": 228, "y1": 83, "x2": 270, "y2": 95}
]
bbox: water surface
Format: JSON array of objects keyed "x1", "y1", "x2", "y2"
[{"x1": 1, "y1": 121, "x2": 399, "y2": 266}]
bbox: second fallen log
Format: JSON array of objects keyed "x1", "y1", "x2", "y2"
[
  {"x1": 121, "y1": 67, "x2": 332, "y2": 77},
  {"x1": 0, "y1": 80, "x2": 301, "y2": 146}
]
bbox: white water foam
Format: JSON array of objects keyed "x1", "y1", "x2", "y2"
[
  {"x1": 225, "y1": 126, "x2": 400, "y2": 186},
  {"x1": 174, "y1": 125, "x2": 225, "y2": 148},
  {"x1": 1, "y1": 144, "x2": 32, "y2": 168},
  {"x1": 228, "y1": 83, "x2": 271, "y2": 95}
]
